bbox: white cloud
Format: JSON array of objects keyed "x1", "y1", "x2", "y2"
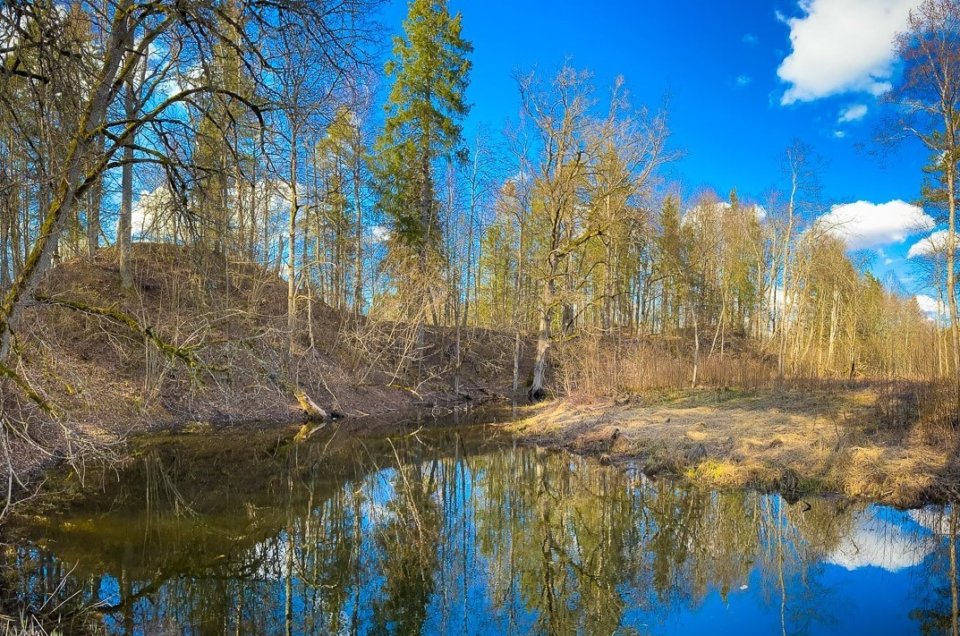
[
  {"x1": 777, "y1": 0, "x2": 919, "y2": 104},
  {"x1": 818, "y1": 200, "x2": 934, "y2": 250},
  {"x1": 839, "y1": 104, "x2": 868, "y2": 123},
  {"x1": 907, "y1": 229, "x2": 956, "y2": 258},
  {"x1": 130, "y1": 186, "x2": 175, "y2": 241},
  {"x1": 369, "y1": 225, "x2": 390, "y2": 244},
  {"x1": 735, "y1": 75, "x2": 752, "y2": 87},
  {"x1": 834, "y1": 130, "x2": 847, "y2": 139},
  {"x1": 910, "y1": 508, "x2": 953, "y2": 535},
  {"x1": 915, "y1": 294, "x2": 947, "y2": 320}
]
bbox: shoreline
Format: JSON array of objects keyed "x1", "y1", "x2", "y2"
[
  {"x1": 504, "y1": 387, "x2": 960, "y2": 508},
  {"x1": 9, "y1": 384, "x2": 958, "y2": 521}
]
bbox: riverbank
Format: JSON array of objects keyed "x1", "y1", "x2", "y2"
[
  {"x1": 4, "y1": 245, "x2": 957, "y2": 515},
  {"x1": 506, "y1": 384, "x2": 960, "y2": 507},
  {"x1": 0, "y1": 244, "x2": 523, "y2": 510}
]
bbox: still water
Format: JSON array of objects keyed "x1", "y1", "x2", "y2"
[{"x1": 2, "y1": 416, "x2": 958, "y2": 635}]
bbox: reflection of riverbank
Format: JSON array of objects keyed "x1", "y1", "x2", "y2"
[{"x1": 2, "y1": 436, "x2": 957, "y2": 635}]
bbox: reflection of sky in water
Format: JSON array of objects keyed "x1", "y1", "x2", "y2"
[
  {"x1": 826, "y1": 507, "x2": 936, "y2": 573},
  {"x1": 5, "y1": 444, "x2": 958, "y2": 635}
]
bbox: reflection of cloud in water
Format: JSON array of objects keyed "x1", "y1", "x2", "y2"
[
  {"x1": 826, "y1": 509, "x2": 935, "y2": 573},
  {"x1": 909, "y1": 507, "x2": 954, "y2": 536}
]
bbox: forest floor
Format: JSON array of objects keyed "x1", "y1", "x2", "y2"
[{"x1": 506, "y1": 385, "x2": 960, "y2": 508}]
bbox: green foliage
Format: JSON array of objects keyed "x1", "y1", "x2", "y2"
[{"x1": 374, "y1": 0, "x2": 472, "y2": 256}]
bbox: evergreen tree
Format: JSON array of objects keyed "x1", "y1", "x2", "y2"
[{"x1": 374, "y1": 0, "x2": 472, "y2": 317}]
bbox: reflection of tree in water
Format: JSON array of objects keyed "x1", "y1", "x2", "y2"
[
  {"x1": 288, "y1": 466, "x2": 363, "y2": 634},
  {"x1": 472, "y1": 451, "x2": 862, "y2": 634},
  {"x1": 3, "y1": 433, "x2": 959, "y2": 634},
  {"x1": 370, "y1": 443, "x2": 442, "y2": 635},
  {"x1": 909, "y1": 507, "x2": 960, "y2": 636}
]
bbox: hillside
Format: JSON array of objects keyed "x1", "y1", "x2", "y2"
[{"x1": 2, "y1": 244, "x2": 523, "y2": 480}]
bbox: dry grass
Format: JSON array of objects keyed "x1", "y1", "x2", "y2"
[
  {"x1": 9, "y1": 244, "x2": 521, "y2": 427},
  {"x1": 506, "y1": 384, "x2": 960, "y2": 507},
  {"x1": 554, "y1": 334, "x2": 776, "y2": 397}
]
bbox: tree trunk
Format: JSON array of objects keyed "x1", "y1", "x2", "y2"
[
  {"x1": 945, "y1": 157, "x2": 959, "y2": 383},
  {"x1": 118, "y1": 77, "x2": 135, "y2": 290},
  {"x1": 287, "y1": 129, "x2": 299, "y2": 356},
  {"x1": 0, "y1": 13, "x2": 132, "y2": 362},
  {"x1": 691, "y1": 304, "x2": 700, "y2": 388},
  {"x1": 86, "y1": 134, "x2": 105, "y2": 259},
  {"x1": 513, "y1": 329, "x2": 522, "y2": 393},
  {"x1": 529, "y1": 303, "x2": 552, "y2": 401},
  {"x1": 86, "y1": 177, "x2": 102, "y2": 259},
  {"x1": 352, "y1": 145, "x2": 363, "y2": 316}
]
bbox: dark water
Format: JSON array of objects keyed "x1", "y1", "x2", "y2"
[{"x1": 2, "y1": 416, "x2": 959, "y2": 635}]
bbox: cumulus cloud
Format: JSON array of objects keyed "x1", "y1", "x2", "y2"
[
  {"x1": 915, "y1": 294, "x2": 947, "y2": 320},
  {"x1": 777, "y1": 0, "x2": 919, "y2": 104},
  {"x1": 910, "y1": 508, "x2": 953, "y2": 535},
  {"x1": 818, "y1": 200, "x2": 934, "y2": 250},
  {"x1": 131, "y1": 186, "x2": 175, "y2": 241},
  {"x1": 907, "y1": 229, "x2": 955, "y2": 258},
  {"x1": 369, "y1": 225, "x2": 390, "y2": 244},
  {"x1": 839, "y1": 104, "x2": 868, "y2": 123}
]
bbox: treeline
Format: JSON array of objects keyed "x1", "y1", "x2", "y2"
[{"x1": 0, "y1": 0, "x2": 957, "y2": 405}]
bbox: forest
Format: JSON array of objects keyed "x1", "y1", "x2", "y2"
[
  {"x1": 0, "y1": 0, "x2": 958, "y2": 486},
  {"x1": 2, "y1": 0, "x2": 960, "y2": 633},
  {"x1": 0, "y1": 0, "x2": 956, "y2": 462}
]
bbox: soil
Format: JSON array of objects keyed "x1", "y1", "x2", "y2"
[{"x1": 4, "y1": 244, "x2": 958, "y2": 513}]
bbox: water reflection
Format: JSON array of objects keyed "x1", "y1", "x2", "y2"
[{"x1": 1, "y1": 427, "x2": 958, "y2": 635}]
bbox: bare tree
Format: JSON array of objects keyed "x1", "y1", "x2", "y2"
[
  {"x1": 0, "y1": 0, "x2": 377, "y2": 383},
  {"x1": 519, "y1": 67, "x2": 669, "y2": 400},
  {"x1": 890, "y1": 0, "x2": 960, "y2": 380}
]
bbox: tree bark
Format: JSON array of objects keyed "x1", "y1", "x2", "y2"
[{"x1": 118, "y1": 80, "x2": 134, "y2": 290}]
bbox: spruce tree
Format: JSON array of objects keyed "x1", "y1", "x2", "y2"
[{"x1": 374, "y1": 0, "x2": 472, "y2": 315}]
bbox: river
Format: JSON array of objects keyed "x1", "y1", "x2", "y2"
[{"x1": 2, "y1": 410, "x2": 957, "y2": 634}]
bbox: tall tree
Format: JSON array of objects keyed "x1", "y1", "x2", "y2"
[
  {"x1": 0, "y1": 0, "x2": 376, "y2": 367},
  {"x1": 520, "y1": 67, "x2": 668, "y2": 400},
  {"x1": 892, "y1": 0, "x2": 960, "y2": 380},
  {"x1": 374, "y1": 0, "x2": 472, "y2": 325}
]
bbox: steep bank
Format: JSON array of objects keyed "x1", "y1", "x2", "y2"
[
  {"x1": 0, "y1": 244, "x2": 523, "y2": 488},
  {"x1": 507, "y1": 385, "x2": 960, "y2": 507},
  {"x1": 4, "y1": 244, "x2": 957, "y2": 512}
]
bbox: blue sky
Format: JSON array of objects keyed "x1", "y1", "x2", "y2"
[{"x1": 377, "y1": 0, "x2": 944, "y2": 309}]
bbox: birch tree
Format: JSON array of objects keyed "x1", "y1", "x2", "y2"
[{"x1": 891, "y1": 0, "x2": 960, "y2": 380}]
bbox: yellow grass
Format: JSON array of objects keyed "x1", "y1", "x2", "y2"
[{"x1": 506, "y1": 386, "x2": 960, "y2": 507}]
